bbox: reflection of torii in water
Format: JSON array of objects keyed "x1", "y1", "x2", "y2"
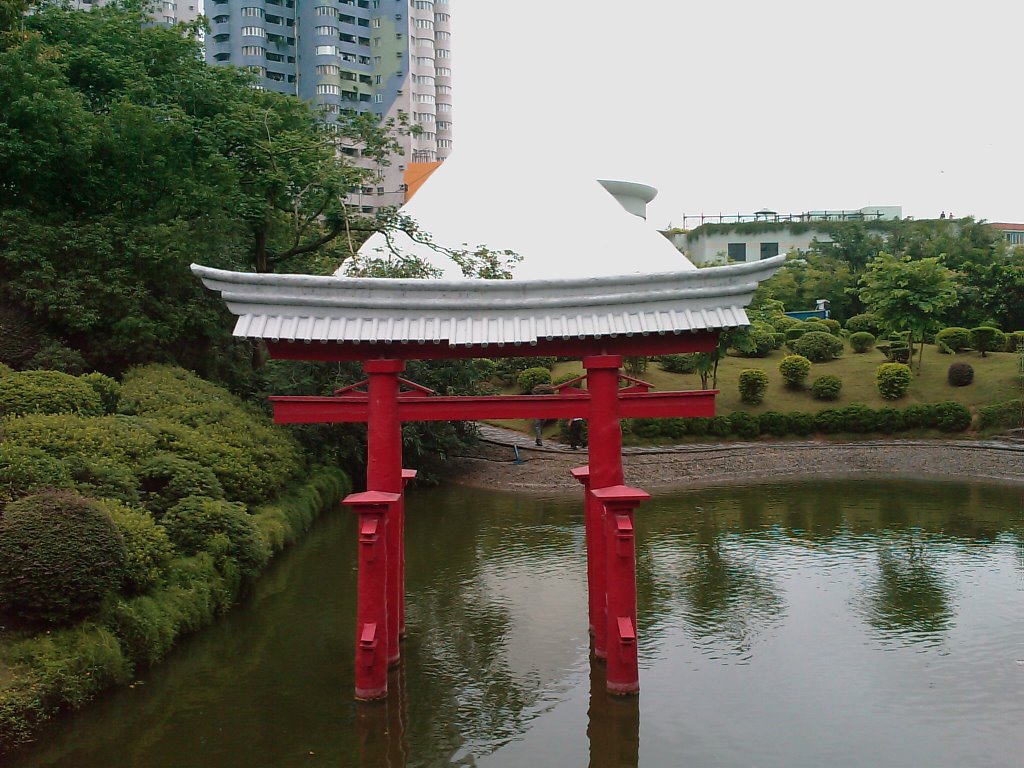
[{"x1": 193, "y1": 176, "x2": 782, "y2": 702}]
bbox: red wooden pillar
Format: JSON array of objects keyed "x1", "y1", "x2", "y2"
[
  {"x1": 399, "y1": 468, "x2": 417, "y2": 637},
  {"x1": 343, "y1": 490, "x2": 400, "y2": 701},
  {"x1": 592, "y1": 485, "x2": 649, "y2": 695},
  {"x1": 583, "y1": 355, "x2": 625, "y2": 489},
  {"x1": 571, "y1": 465, "x2": 608, "y2": 658},
  {"x1": 364, "y1": 359, "x2": 404, "y2": 668}
]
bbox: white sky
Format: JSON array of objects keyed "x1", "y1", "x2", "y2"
[{"x1": 445, "y1": 0, "x2": 1022, "y2": 228}]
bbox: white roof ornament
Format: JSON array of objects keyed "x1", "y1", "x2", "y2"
[{"x1": 341, "y1": 155, "x2": 696, "y2": 281}]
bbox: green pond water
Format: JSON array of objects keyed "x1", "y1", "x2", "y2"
[{"x1": 8, "y1": 479, "x2": 1024, "y2": 767}]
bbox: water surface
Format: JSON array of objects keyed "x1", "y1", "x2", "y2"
[{"x1": 9, "y1": 480, "x2": 1023, "y2": 767}]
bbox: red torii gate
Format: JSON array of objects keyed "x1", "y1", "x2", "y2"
[{"x1": 192, "y1": 255, "x2": 783, "y2": 702}]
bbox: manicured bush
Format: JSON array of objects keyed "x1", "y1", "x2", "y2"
[
  {"x1": 769, "y1": 332, "x2": 785, "y2": 350},
  {"x1": 517, "y1": 366, "x2": 552, "y2": 393},
  {"x1": 779, "y1": 355, "x2": 811, "y2": 389},
  {"x1": 494, "y1": 357, "x2": 555, "y2": 384},
  {"x1": 0, "y1": 445, "x2": 72, "y2": 505},
  {"x1": 728, "y1": 411, "x2": 760, "y2": 439},
  {"x1": 758, "y1": 411, "x2": 791, "y2": 436},
  {"x1": 162, "y1": 496, "x2": 269, "y2": 582},
  {"x1": 708, "y1": 416, "x2": 731, "y2": 436},
  {"x1": 900, "y1": 403, "x2": 936, "y2": 429},
  {"x1": 687, "y1": 417, "x2": 710, "y2": 436},
  {"x1": 849, "y1": 331, "x2": 876, "y2": 353},
  {"x1": 784, "y1": 326, "x2": 809, "y2": 346},
  {"x1": 877, "y1": 342, "x2": 911, "y2": 364},
  {"x1": 632, "y1": 418, "x2": 686, "y2": 440},
  {"x1": 936, "y1": 327, "x2": 972, "y2": 354},
  {"x1": 473, "y1": 359, "x2": 497, "y2": 378},
  {"x1": 25, "y1": 340, "x2": 87, "y2": 375},
  {"x1": 810, "y1": 374, "x2": 843, "y2": 401},
  {"x1": 876, "y1": 363, "x2": 912, "y2": 400},
  {"x1": 0, "y1": 490, "x2": 126, "y2": 626},
  {"x1": 820, "y1": 319, "x2": 842, "y2": 336},
  {"x1": 947, "y1": 362, "x2": 974, "y2": 387},
  {"x1": 80, "y1": 372, "x2": 122, "y2": 414},
  {"x1": 0, "y1": 370, "x2": 103, "y2": 417},
  {"x1": 934, "y1": 402, "x2": 972, "y2": 433},
  {"x1": 840, "y1": 404, "x2": 878, "y2": 433},
  {"x1": 786, "y1": 411, "x2": 815, "y2": 436},
  {"x1": 1005, "y1": 331, "x2": 1024, "y2": 352},
  {"x1": 813, "y1": 408, "x2": 844, "y2": 434},
  {"x1": 138, "y1": 453, "x2": 225, "y2": 517},
  {"x1": 978, "y1": 399, "x2": 1024, "y2": 430},
  {"x1": 738, "y1": 369, "x2": 769, "y2": 405},
  {"x1": 793, "y1": 331, "x2": 844, "y2": 362},
  {"x1": 1, "y1": 412, "x2": 157, "y2": 467},
  {"x1": 845, "y1": 313, "x2": 881, "y2": 335},
  {"x1": 98, "y1": 500, "x2": 174, "y2": 595},
  {"x1": 66, "y1": 456, "x2": 140, "y2": 505},
  {"x1": 658, "y1": 354, "x2": 699, "y2": 374},
  {"x1": 771, "y1": 315, "x2": 802, "y2": 334},
  {"x1": 875, "y1": 408, "x2": 905, "y2": 434},
  {"x1": 552, "y1": 371, "x2": 584, "y2": 388},
  {"x1": 970, "y1": 326, "x2": 1005, "y2": 357}
]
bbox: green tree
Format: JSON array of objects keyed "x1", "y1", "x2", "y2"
[{"x1": 858, "y1": 253, "x2": 957, "y2": 371}]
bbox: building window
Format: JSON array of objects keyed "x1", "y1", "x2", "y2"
[
  {"x1": 371, "y1": 17, "x2": 381, "y2": 27},
  {"x1": 415, "y1": 18, "x2": 433, "y2": 28},
  {"x1": 317, "y1": 84, "x2": 341, "y2": 95},
  {"x1": 315, "y1": 45, "x2": 339, "y2": 55},
  {"x1": 240, "y1": 26, "x2": 266, "y2": 37},
  {"x1": 436, "y1": 48, "x2": 450, "y2": 58},
  {"x1": 438, "y1": 139, "x2": 452, "y2": 148},
  {"x1": 436, "y1": 102, "x2": 451, "y2": 111},
  {"x1": 214, "y1": 52, "x2": 230, "y2": 61},
  {"x1": 760, "y1": 242, "x2": 780, "y2": 260},
  {"x1": 316, "y1": 64, "x2": 341, "y2": 75},
  {"x1": 315, "y1": 5, "x2": 338, "y2": 15},
  {"x1": 240, "y1": 6, "x2": 264, "y2": 16},
  {"x1": 436, "y1": 30, "x2": 450, "y2": 40},
  {"x1": 212, "y1": 14, "x2": 229, "y2": 23},
  {"x1": 415, "y1": 93, "x2": 434, "y2": 103},
  {"x1": 240, "y1": 45, "x2": 264, "y2": 56},
  {"x1": 315, "y1": 26, "x2": 336, "y2": 36},
  {"x1": 727, "y1": 243, "x2": 747, "y2": 262},
  {"x1": 435, "y1": 66, "x2": 451, "y2": 76},
  {"x1": 373, "y1": 93, "x2": 383, "y2": 103}
]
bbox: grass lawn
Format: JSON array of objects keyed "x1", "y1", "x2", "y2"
[{"x1": 489, "y1": 341, "x2": 1022, "y2": 439}]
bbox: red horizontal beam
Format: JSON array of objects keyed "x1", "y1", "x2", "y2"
[
  {"x1": 265, "y1": 330, "x2": 719, "y2": 362},
  {"x1": 269, "y1": 390, "x2": 717, "y2": 424}
]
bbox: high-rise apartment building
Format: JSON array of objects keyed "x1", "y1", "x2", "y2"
[
  {"x1": 205, "y1": 0, "x2": 453, "y2": 212},
  {"x1": 68, "y1": 1, "x2": 204, "y2": 26}
]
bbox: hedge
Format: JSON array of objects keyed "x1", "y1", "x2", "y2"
[{"x1": 977, "y1": 399, "x2": 1024, "y2": 430}]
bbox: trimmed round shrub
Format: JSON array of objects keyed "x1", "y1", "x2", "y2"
[
  {"x1": 810, "y1": 374, "x2": 843, "y2": 401},
  {"x1": 901, "y1": 404, "x2": 938, "y2": 430},
  {"x1": 849, "y1": 332, "x2": 876, "y2": 353},
  {"x1": 734, "y1": 329, "x2": 776, "y2": 358},
  {"x1": 659, "y1": 354, "x2": 698, "y2": 374},
  {"x1": 934, "y1": 402, "x2": 972, "y2": 433},
  {"x1": 970, "y1": 326, "x2": 1005, "y2": 357},
  {"x1": 0, "y1": 490, "x2": 126, "y2": 625},
  {"x1": 771, "y1": 315, "x2": 802, "y2": 333},
  {"x1": 936, "y1": 327, "x2": 971, "y2": 354},
  {"x1": 813, "y1": 408, "x2": 844, "y2": 434},
  {"x1": 162, "y1": 496, "x2": 269, "y2": 581},
  {"x1": 738, "y1": 369, "x2": 769, "y2": 405},
  {"x1": 840, "y1": 404, "x2": 878, "y2": 433},
  {"x1": 98, "y1": 500, "x2": 174, "y2": 595},
  {"x1": 787, "y1": 411, "x2": 815, "y2": 436},
  {"x1": 708, "y1": 416, "x2": 731, "y2": 436},
  {"x1": 801, "y1": 321, "x2": 831, "y2": 336},
  {"x1": 0, "y1": 370, "x2": 103, "y2": 417},
  {"x1": 875, "y1": 408, "x2": 905, "y2": 434},
  {"x1": 794, "y1": 331, "x2": 844, "y2": 362},
  {"x1": 820, "y1": 319, "x2": 842, "y2": 336},
  {"x1": 784, "y1": 326, "x2": 809, "y2": 346},
  {"x1": 81, "y1": 372, "x2": 122, "y2": 414},
  {"x1": 758, "y1": 411, "x2": 791, "y2": 436},
  {"x1": 728, "y1": 411, "x2": 760, "y2": 439},
  {"x1": 0, "y1": 445, "x2": 72, "y2": 505},
  {"x1": 138, "y1": 453, "x2": 225, "y2": 517},
  {"x1": 845, "y1": 313, "x2": 881, "y2": 335},
  {"x1": 876, "y1": 363, "x2": 912, "y2": 400},
  {"x1": 779, "y1": 355, "x2": 811, "y2": 389},
  {"x1": 947, "y1": 362, "x2": 974, "y2": 387},
  {"x1": 517, "y1": 366, "x2": 552, "y2": 393}
]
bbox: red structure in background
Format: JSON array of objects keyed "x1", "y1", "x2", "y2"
[{"x1": 273, "y1": 344, "x2": 718, "y2": 701}]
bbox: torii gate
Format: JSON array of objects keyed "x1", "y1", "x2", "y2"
[{"x1": 193, "y1": 255, "x2": 783, "y2": 701}]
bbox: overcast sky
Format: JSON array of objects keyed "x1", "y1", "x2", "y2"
[{"x1": 444, "y1": 0, "x2": 1021, "y2": 228}]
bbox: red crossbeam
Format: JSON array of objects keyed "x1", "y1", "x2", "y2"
[{"x1": 269, "y1": 389, "x2": 717, "y2": 424}]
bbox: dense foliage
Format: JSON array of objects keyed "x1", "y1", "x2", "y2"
[
  {"x1": 876, "y1": 363, "x2": 913, "y2": 400},
  {"x1": 946, "y1": 362, "x2": 974, "y2": 387},
  {"x1": 0, "y1": 370, "x2": 103, "y2": 417},
  {"x1": 0, "y1": 490, "x2": 126, "y2": 626},
  {"x1": 738, "y1": 369, "x2": 769, "y2": 405},
  {"x1": 793, "y1": 331, "x2": 844, "y2": 362},
  {"x1": 779, "y1": 355, "x2": 811, "y2": 389},
  {"x1": 811, "y1": 374, "x2": 843, "y2": 401},
  {"x1": 849, "y1": 332, "x2": 876, "y2": 353}
]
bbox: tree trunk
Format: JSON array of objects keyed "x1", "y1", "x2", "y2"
[{"x1": 254, "y1": 226, "x2": 268, "y2": 274}]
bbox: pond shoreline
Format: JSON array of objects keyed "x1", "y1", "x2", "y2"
[{"x1": 444, "y1": 428, "x2": 1024, "y2": 495}]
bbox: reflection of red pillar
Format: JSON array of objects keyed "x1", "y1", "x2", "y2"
[
  {"x1": 592, "y1": 485, "x2": 649, "y2": 695},
  {"x1": 571, "y1": 465, "x2": 607, "y2": 658},
  {"x1": 365, "y1": 359, "x2": 404, "y2": 668},
  {"x1": 399, "y1": 468, "x2": 417, "y2": 637},
  {"x1": 343, "y1": 491, "x2": 399, "y2": 700}
]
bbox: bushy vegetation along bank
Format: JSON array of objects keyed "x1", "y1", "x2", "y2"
[{"x1": 0, "y1": 365, "x2": 351, "y2": 754}]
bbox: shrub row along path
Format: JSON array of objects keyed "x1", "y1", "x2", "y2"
[{"x1": 449, "y1": 424, "x2": 1024, "y2": 495}]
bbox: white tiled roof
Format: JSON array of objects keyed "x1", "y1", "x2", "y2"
[{"x1": 192, "y1": 257, "x2": 784, "y2": 348}]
